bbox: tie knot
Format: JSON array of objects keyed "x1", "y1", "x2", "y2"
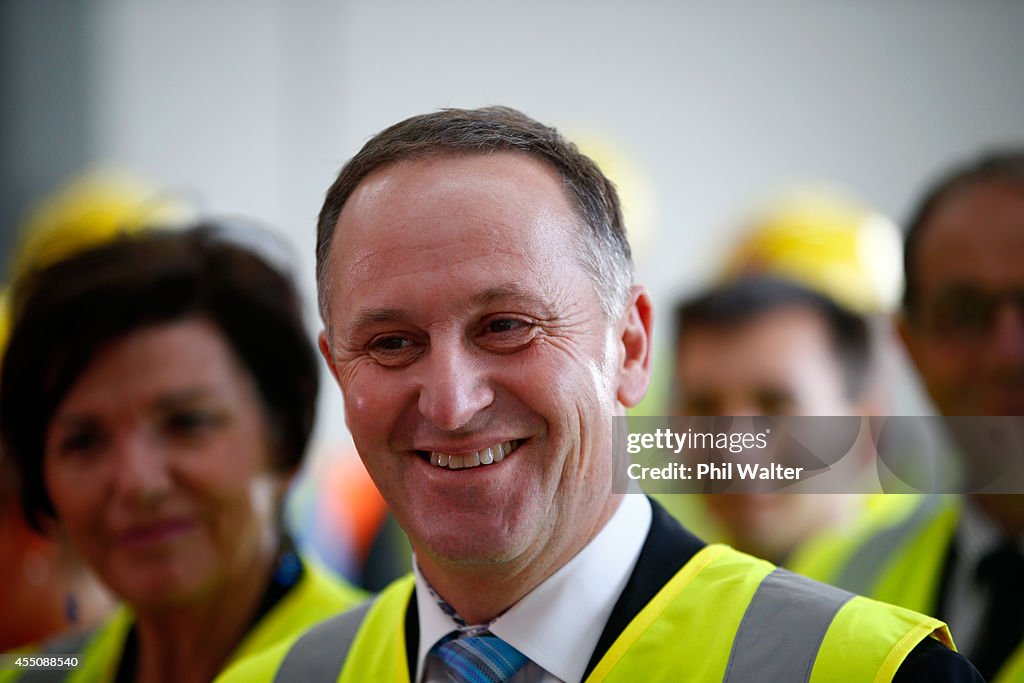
[{"x1": 429, "y1": 632, "x2": 528, "y2": 683}]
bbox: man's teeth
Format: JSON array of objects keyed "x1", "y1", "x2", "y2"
[{"x1": 429, "y1": 441, "x2": 514, "y2": 470}]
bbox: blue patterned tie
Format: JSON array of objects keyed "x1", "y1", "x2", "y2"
[{"x1": 429, "y1": 631, "x2": 529, "y2": 683}]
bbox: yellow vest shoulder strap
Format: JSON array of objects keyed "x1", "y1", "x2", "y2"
[
  {"x1": 237, "y1": 557, "x2": 365, "y2": 664},
  {"x1": 273, "y1": 574, "x2": 414, "y2": 683},
  {"x1": 5, "y1": 630, "x2": 93, "y2": 683},
  {"x1": 271, "y1": 549, "x2": 949, "y2": 683},
  {"x1": 9, "y1": 609, "x2": 132, "y2": 683},
  {"x1": 592, "y1": 545, "x2": 949, "y2": 682},
  {"x1": 272, "y1": 599, "x2": 375, "y2": 683},
  {"x1": 834, "y1": 495, "x2": 954, "y2": 599}
]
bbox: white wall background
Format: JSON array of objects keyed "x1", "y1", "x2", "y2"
[{"x1": 80, "y1": 0, "x2": 1024, "y2": 454}]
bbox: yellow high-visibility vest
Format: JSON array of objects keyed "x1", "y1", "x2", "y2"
[
  {"x1": 218, "y1": 544, "x2": 952, "y2": 683},
  {"x1": 1, "y1": 558, "x2": 364, "y2": 683},
  {"x1": 793, "y1": 495, "x2": 1024, "y2": 682}
]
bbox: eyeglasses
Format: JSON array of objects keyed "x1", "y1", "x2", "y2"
[{"x1": 917, "y1": 286, "x2": 1024, "y2": 340}]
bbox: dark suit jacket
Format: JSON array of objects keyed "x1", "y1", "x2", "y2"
[{"x1": 403, "y1": 498, "x2": 981, "y2": 681}]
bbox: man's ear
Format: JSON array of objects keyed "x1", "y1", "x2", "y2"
[
  {"x1": 617, "y1": 285, "x2": 654, "y2": 408},
  {"x1": 318, "y1": 330, "x2": 343, "y2": 388}
]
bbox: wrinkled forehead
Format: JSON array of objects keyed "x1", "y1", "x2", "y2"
[
  {"x1": 677, "y1": 307, "x2": 836, "y2": 377},
  {"x1": 324, "y1": 153, "x2": 586, "y2": 310},
  {"x1": 342, "y1": 152, "x2": 578, "y2": 232}
]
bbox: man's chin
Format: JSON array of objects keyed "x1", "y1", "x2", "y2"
[{"x1": 421, "y1": 541, "x2": 523, "y2": 570}]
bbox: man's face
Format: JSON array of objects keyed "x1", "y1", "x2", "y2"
[
  {"x1": 319, "y1": 152, "x2": 650, "y2": 579},
  {"x1": 900, "y1": 180, "x2": 1024, "y2": 416},
  {"x1": 674, "y1": 306, "x2": 854, "y2": 417},
  {"x1": 674, "y1": 305, "x2": 862, "y2": 562}
]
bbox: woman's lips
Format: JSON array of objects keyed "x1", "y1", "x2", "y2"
[{"x1": 115, "y1": 519, "x2": 196, "y2": 549}]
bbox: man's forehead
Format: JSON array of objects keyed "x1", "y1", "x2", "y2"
[
  {"x1": 345, "y1": 151, "x2": 572, "y2": 217},
  {"x1": 343, "y1": 283, "x2": 557, "y2": 332},
  {"x1": 678, "y1": 305, "x2": 831, "y2": 351},
  {"x1": 917, "y1": 180, "x2": 1024, "y2": 289},
  {"x1": 329, "y1": 153, "x2": 579, "y2": 262}
]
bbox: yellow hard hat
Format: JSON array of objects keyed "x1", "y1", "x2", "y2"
[
  {"x1": 12, "y1": 169, "x2": 191, "y2": 283},
  {"x1": 0, "y1": 169, "x2": 192, "y2": 352},
  {"x1": 722, "y1": 185, "x2": 902, "y2": 314},
  {"x1": 569, "y1": 130, "x2": 659, "y2": 265}
]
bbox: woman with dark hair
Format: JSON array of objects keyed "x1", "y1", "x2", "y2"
[{"x1": 0, "y1": 225, "x2": 363, "y2": 682}]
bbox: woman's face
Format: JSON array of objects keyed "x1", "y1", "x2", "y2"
[{"x1": 44, "y1": 318, "x2": 284, "y2": 610}]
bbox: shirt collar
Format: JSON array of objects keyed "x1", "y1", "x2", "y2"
[{"x1": 413, "y1": 494, "x2": 652, "y2": 682}]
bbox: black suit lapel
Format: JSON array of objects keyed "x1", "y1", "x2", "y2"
[{"x1": 583, "y1": 497, "x2": 706, "y2": 679}]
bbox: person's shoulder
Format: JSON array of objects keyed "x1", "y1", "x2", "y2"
[
  {"x1": 822, "y1": 590, "x2": 980, "y2": 681},
  {"x1": 0, "y1": 610, "x2": 129, "y2": 683},
  {"x1": 234, "y1": 557, "x2": 367, "y2": 663},
  {"x1": 790, "y1": 494, "x2": 958, "y2": 584},
  {"x1": 216, "y1": 597, "x2": 383, "y2": 683},
  {"x1": 217, "y1": 574, "x2": 412, "y2": 683},
  {"x1": 701, "y1": 556, "x2": 963, "y2": 682},
  {"x1": 279, "y1": 555, "x2": 368, "y2": 618},
  {"x1": 216, "y1": 635, "x2": 293, "y2": 683}
]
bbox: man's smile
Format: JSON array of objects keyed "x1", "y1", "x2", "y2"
[{"x1": 419, "y1": 439, "x2": 524, "y2": 470}]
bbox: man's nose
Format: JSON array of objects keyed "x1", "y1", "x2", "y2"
[
  {"x1": 988, "y1": 301, "x2": 1024, "y2": 367},
  {"x1": 722, "y1": 400, "x2": 760, "y2": 417},
  {"x1": 111, "y1": 433, "x2": 173, "y2": 506},
  {"x1": 417, "y1": 343, "x2": 495, "y2": 432}
]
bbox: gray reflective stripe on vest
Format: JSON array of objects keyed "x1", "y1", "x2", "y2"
[
  {"x1": 723, "y1": 568, "x2": 854, "y2": 683},
  {"x1": 273, "y1": 598, "x2": 375, "y2": 683},
  {"x1": 835, "y1": 494, "x2": 944, "y2": 595},
  {"x1": 16, "y1": 630, "x2": 95, "y2": 683}
]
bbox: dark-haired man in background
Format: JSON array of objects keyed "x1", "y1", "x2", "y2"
[
  {"x1": 671, "y1": 277, "x2": 878, "y2": 566},
  {"x1": 797, "y1": 151, "x2": 1024, "y2": 681}
]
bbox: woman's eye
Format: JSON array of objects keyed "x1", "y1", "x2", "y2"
[
  {"x1": 164, "y1": 410, "x2": 219, "y2": 436},
  {"x1": 56, "y1": 430, "x2": 104, "y2": 456}
]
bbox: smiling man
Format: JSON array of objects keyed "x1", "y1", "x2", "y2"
[
  {"x1": 218, "y1": 107, "x2": 979, "y2": 682},
  {"x1": 671, "y1": 277, "x2": 876, "y2": 566}
]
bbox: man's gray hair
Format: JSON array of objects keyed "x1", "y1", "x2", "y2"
[{"x1": 316, "y1": 106, "x2": 634, "y2": 319}]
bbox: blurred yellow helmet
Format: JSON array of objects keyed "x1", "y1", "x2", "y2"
[
  {"x1": 12, "y1": 169, "x2": 191, "y2": 283},
  {"x1": 570, "y1": 130, "x2": 658, "y2": 264},
  {"x1": 722, "y1": 185, "x2": 903, "y2": 315},
  {"x1": 1, "y1": 169, "x2": 192, "y2": 352}
]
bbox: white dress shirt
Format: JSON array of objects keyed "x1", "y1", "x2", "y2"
[{"x1": 414, "y1": 494, "x2": 652, "y2": 683}]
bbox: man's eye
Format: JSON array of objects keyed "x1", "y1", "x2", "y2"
[
  {"x1": 929, "y1": 290, "x2": 993, "y2": 335},
  {"x1": 488, "y1": 319, "x2": 526, "y2": 333},
  {"x1": 755, "y1": 390, "x2": 795, "y2": 416},
  {"x1": 367, "y1": 335, "x2": 421, "y2": 366},
  {"x1": 479, "y1": 317, "x2": 536, "y2": 351},
  {"x1": 683, "y1": 396, "x2": 718, "y2": 416},
  {"x1": 370, "y1": 336, "x2": 412, "y2": 351}
]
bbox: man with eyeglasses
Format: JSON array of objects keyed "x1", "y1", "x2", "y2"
[{"x1": 796, "y1": 151, "x2": 1024, "y2": 681}]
